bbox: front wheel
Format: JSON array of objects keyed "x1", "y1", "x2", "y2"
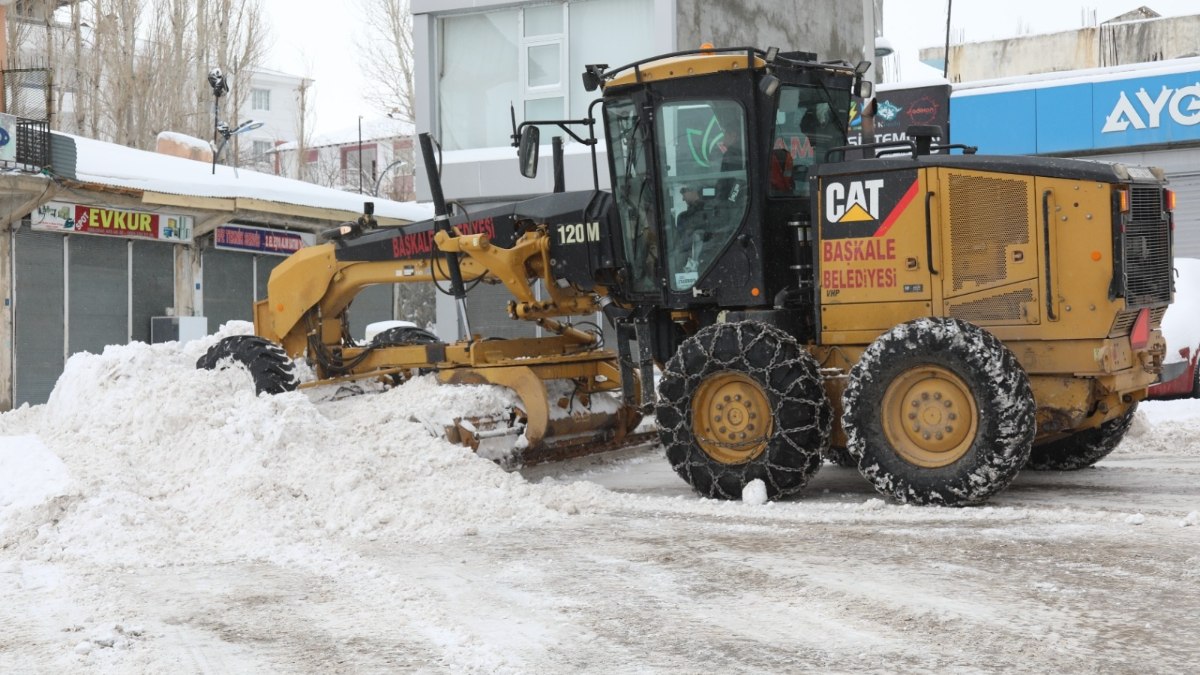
[
  {"x1": 656, "y1": 321, "x2": 831, "y2": 501},
  {"x1": 842, "y1": 318, "x2": 1035, "y2": 506},
  {"x1": 196, "y1": 336, "x2": 299, "y2": 395}
]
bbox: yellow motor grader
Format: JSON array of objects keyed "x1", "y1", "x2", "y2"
[{"x1": 199, "y1": 46, "x2": 1174, "y2": 505}]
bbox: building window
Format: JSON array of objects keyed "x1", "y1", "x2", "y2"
[
  {"x1": 437, "y1": 0, "x2": 655, "y2": 151},
  {"x1": 342, "y1": 145, "x2": 378, "y2": 190},
  {"x1": 251, "y1": 140, "x2": 272, "y2": 162},
  {"x1": 521, "y1": 4, "x2": 565, "y2": 140},
  {"x1": 252, "y1": 88, "x2": 271, "y2": 111}
]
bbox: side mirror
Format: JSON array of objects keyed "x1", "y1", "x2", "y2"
[
  {"x1": 518, "y1": 125, "x2": 540, "y2": 178},
  {"x1": 582, "y1": 63, "x2": 608, "y2": 92},
  {"x1": 856, "y1": 80, "x2": 874, "y2": 99}
]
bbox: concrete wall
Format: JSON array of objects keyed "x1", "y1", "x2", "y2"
[
  {"x1": 923, "y1": 29, "x2": 1099, "y2": 82},
  {"x1": 1101, "y1": 15, "x2": 1200, "y2": 65},
  {"x1": 923, "y1": 13, "x2": 1200, "y2": 83},
  {"x1": 674, "y1": 0, "x2": 873, "y2": 66}
]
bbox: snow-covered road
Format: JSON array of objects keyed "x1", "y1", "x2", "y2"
[{"x1": 1, "y1": 331, "x2": 1198, "y2": 673}]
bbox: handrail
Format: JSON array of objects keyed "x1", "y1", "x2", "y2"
[
  {"x1": 597, "y1": 46, "x2": 857, "y2": 86},
  {"x1": 1042, "y1": 189, "x2": 1057, "y2": 321},
  {"x1": 925, "y1": 191, "x2": 939, "y2": 276}
]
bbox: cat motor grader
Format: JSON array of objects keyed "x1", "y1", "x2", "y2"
[{"x1": 199, "y1": 46, "x2": 1174, "y2": 505}]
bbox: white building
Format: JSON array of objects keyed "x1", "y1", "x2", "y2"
[
  {"x1": 238, "y1": 67, "x2": 312, "y2": 171},
  {"x1": 272, "y1": 117, "x2": 415, "y2": 201},
  {"x1": 412, "y1": 0, "x2": 879, "y2": 204}
]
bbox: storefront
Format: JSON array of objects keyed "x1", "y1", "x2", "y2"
[{"x1": 1, "y1": 133, "x2": 431, "y2": 409}]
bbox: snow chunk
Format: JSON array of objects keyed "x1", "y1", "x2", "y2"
[
  {"x1": 0, "y1": 436, "x2": 71, "y2": 515},
  {"x1": 1125, "y1": 513, "x2": 1146, "y2": 525},
  {"x1": 1181, "y1": 511, "x2": 1199, "y2": 528},
  {"x1": 857, "y1": 498, "x2": 887, "y2": 512},
  {"x1": 742, "y1": 479, "x2": 768, "y2": 505}
]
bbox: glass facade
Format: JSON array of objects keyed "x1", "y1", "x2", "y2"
[{"x1": 438, "y1": 0, "x2": 655, "y2": 150}]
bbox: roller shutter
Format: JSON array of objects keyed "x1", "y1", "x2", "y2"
[
  {"x1": 347, "y1": 284, "x2": 394, "y2": 343},
  {"x1": 202, "y1": 248, "x2": 254, "y2": 333},
  {"x1": 254, "y1": 254, "x2": 283, "y2": 300},
  {"x1": 67, "y1": 234, "x2": 128, "y2": 357},
  {"x1": 13, "y1": 228, "x2": 64, "y2": 406},
  {"x1": 1169, "y1": 173, "x2": 1200, "y2": 259},
  {"x1": 131, "y1": 241, "x2": 175, "y2": 344}
]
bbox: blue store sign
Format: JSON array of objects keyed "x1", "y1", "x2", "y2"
[{"x1": 950, "y1": 61, "x2": 1200, "y2": 155}]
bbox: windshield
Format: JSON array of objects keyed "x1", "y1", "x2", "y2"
[
  {"x1": 768, "y1": 84, "x2": 850, "y2": 198},
  {"x1": 605, "y1": 98, "x2": 658, "y2": 294}
]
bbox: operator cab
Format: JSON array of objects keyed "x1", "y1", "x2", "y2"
[{"x1": 594, "y1": 47, "x2": 866, "y2": 310}]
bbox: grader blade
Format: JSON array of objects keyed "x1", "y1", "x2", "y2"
[{"x1": 437, "y1": 365, "x2": 654, "y2": 467}]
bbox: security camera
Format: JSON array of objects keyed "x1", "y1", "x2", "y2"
[{"x1": 208, "y1": 68, "x2": 229, "y2": 97}]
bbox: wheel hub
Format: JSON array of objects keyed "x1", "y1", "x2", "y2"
[
  {"x1": 693, "y1": 371, "x2": 773, "y2": 464},
  {"x1": 882, "y1": 366, "x2": 978, "y2": 468}
]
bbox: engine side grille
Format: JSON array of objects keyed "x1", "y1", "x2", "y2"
[
  {"x1": 1108, "y1": 306, "x2": 1168, "y2": 338},
  {"x1": 1123, "y1": 185, "x2": 1172, "y2": 307},
  {"x1": 947, "y1": 174, "x2": 1030, "y2": 293},
  {"x1": 947, "y1": 287, "x2": 1034, "y2": 324}
]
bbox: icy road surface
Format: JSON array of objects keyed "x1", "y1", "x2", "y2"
[{"x1": 1, "y1": 325, "x2": 1198, "y2": 673}]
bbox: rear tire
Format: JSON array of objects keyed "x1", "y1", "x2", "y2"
[
  {"x1": 1026, "y1": 404, "x2": 1137, "y2": 471},
  {"x1": 1192, "y1": 361, "x2": 1200, "y2": 399},
  {"x1": 843, "y1": 318, "x2": 1035, "y2": 506},
  {"x1": 823, "y1": 445, "x2": 857, "y2": 467},
  {"x1": 196, "y1": 336, "x2": 299, "y2": 395},
  {"x1": 657, "y1": 321, "x2": 831, "y2": 501}
]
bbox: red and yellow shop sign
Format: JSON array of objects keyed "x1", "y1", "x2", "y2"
[{"x1": 31, "y1": 201, "x2": 192, "y2": 242}]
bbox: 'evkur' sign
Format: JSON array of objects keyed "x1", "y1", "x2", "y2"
[{"x1": 31, "y1": 201, "x2": 192, "y2": 242}]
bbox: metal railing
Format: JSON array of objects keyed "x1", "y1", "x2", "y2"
[{"x1": 15, "y1": 117, "x2": 49, "y2": 168}]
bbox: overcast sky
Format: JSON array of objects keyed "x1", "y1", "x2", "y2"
[{"x1": 258, "y1": 1, "x2": 1200, "y2": 135}]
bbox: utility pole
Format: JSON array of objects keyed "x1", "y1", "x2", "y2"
[
  {"x1": 358, "y1": 115, "x2": 363, "y2": 193},
  {"x1": 0, "y1": 2, "x2": 7, "y2": 114},
  {"x1": 943, "y1": 0, "x2": 953, "y2": 80}
]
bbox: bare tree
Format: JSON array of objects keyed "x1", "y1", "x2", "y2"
[
  {"x1": 356, "y1": 0, "x2": 415, "y2": 123},
  {"x1": 12, "y1": 0, "x2": 268, "y2": 151}
]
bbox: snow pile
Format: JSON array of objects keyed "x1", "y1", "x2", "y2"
[
  {"x1": 1160, "y1": 258, "x2": 1200, "y2": 364},
  {"x1": 0, "y1": 326, "x2": 609, "y2": 572},
  {"x1": 1122, "y1": 398, "x2": 1200, "y2": 456}
]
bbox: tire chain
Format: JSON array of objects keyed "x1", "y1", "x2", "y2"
[{"x1": 657, "y1": 321, "x2": 830, "y2": 500}]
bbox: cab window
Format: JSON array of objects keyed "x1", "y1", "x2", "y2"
[
  {"x1": 655, "y1": 99, "x2": 748, "y2": 292},
  {"x1": 605, "y1": 97, "x2": 658, "y2": 294},
  {"x1": 769, "y1": 85, "x2": 849, "y2": 198}
]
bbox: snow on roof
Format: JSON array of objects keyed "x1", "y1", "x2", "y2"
[
  {"x1": 952, "y1": 55, "x2": 1200, "y2": 97},
  {"x1": 275, "y1": 117, "x2": 415, "y2": 152},
  {"x1": 156, "y1": 131, "x2": 211, "y2": 153},
  {"x1": 63, "y1": 132, "x2": 433, "y2": 222}
]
